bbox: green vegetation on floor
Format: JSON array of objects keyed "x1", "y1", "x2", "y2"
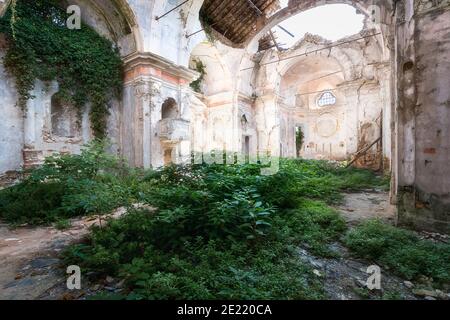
[
  {"x1": 0, "y1": 142, "x2": 138, "y2": 225},
  {"x1": 344, "y1": 219, "x2": 450, "y2": 286},
  {"x1": 1, "y1": 143, "x2": 447, "y2": 298},
  {"x1": 59, "y1": 144, "x2": 384, "y2": 299},
  {"x1": 64, "y1": 157, "x2": 357, "y2": 299}
]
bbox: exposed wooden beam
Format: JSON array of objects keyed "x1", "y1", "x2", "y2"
[
  {"x1": 269, "y1": 30, "x2": 281, "y2": 51},
  {"x1": 245, "y1": 0, "x2": 263, "y2": 16},
  {"x1": 346, "y1": 137, "x2": 382, "y2": 168}
]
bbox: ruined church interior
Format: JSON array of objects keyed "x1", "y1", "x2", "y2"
[{"x1": 0, "y1": 0, "x2": 449, "y2": 302}]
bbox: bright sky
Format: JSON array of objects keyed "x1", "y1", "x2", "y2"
[{"x1": 273, "y1": 4, "x2": 365, "y2": 49}]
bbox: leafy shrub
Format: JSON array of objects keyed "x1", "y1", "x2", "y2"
[
  {"x1": 272, "y1": 199, "x2": 347, "y2": 256},
  {"x1": 64, "y1": 158, "x2": 383, "y2": 299},
  {"x1": 1, "y1": 143, "x2": 404, "y2": 299},
  {"x1": 344, "y1": 220, "x2": 450, "y2": 284},
  {"x1": 0, "y1": 141, "x2": 136, "y2": 225},
  {"x1": 55, "y1": 218, "x2": 71, "y2": 230},
  {"x1": 66, "y1": 225, "x2": 325, "y2": 300},
  {"x1": 0, "y1": 181, "x2": 65, "y2": 225}
]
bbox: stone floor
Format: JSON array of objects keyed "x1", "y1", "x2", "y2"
[
  {"x1": 302, "y1": 190, "x2": 414, "y2": 300},
  {"x1": 0, "y1": 209, "x2": 127, "y2": 300},
  {"x1": 336, "y1": 190, "x2": 396, "y2": 226},
  {"x1": 298, "y1": 244, "x2": 418, "y2": 300}
]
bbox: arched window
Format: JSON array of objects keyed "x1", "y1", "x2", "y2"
[
  {"x1": 161, "y1": 98, "x2": 178, "y2": 119},
  {"x1": 317, "y1": 91, "x2": 336, "y2": 107}
]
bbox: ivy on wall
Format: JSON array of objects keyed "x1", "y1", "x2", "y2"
[
  {"x1": 198, "y1": 9, "x2": 215, "y2": 43},
  {"x1": 189, "y1": 59, "x2": 206, "y2": 93},
  {"x1": 0, "y1": 0, "x2": 123, "y2": 138}
]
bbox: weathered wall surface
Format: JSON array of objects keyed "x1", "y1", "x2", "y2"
[
  {"x1": 0, "y1": 41, "x2": 23, "y2": 177},
  {"x1": 126, "y1": 0, "x2": 205, "y2": 66},
  {"x1": 397, "y1": 1, "x2": 450, "y2": 233}
]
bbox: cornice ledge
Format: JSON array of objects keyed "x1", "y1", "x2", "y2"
[{"x1": 123, "y1": 51, "x2": 199, "y2": 82}]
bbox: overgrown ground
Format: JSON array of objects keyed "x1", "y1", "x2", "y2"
[{"x1": 0, "y1": 143, "x2": 448, "y2": 299}]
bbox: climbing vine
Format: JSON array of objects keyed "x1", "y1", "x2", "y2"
[
  {"x1": 189, "y1": 59, "x2": 206, "y2": 93},
  {"x1": 199, "y1": 9, "x2": 216, "y2": 43},
  {"x1": 0, "y1": 0, "x2": 123, "y2": 138}
]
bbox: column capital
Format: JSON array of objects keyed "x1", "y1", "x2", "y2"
[{"x1": 133, "y1": 79, "x2": 161, "y2": 102}]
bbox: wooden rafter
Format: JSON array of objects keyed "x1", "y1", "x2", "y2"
[{"x1": 200, "y1": 0, "x2": 280, "y2": 46}]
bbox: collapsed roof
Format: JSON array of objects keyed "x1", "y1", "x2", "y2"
[{"x1": 199, "y1": 0, "x2": 283, "y2": 47}]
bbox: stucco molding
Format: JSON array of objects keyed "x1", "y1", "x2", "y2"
[
  {"x1": 133, "y1": 79, "x2": 161, "y2": 101},
  {"x1": 123, "y1": 51, "x2": 199, "y2": 85}
]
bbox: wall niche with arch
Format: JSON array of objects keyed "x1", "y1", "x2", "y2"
[{"x1": 161, "y1": 97, "x2": 179, "y2": 120}]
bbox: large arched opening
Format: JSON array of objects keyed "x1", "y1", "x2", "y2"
[
  {"x1": 234, "y1": 1, "x2": 393, "y2": 168},
  {"x1": 195, "y1": 0, "x2": 397, "y2": 223}
]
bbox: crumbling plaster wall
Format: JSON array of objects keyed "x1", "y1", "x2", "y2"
[
  {"x1": 68, "y1": 0, "x2": 138, "y2": 56},
  {"x1": 188, "y1": 1, "x2": 395, "y2": 162},
  {"x1": 188, "y1": 37, "x2": 259, "y2": 155},
  {"x1": 396, "y1": 0, "x2": 450, "y2": 233},
  {"x1": 0, "y1": 35, "x2": 23, "y2": 176},
  {"x1": 22, "y1": 81, "x2": 92, "y2": 168},
  {"x1": 279, "y1": 60, "x2": 348, "y2": 160},
  {"x1": 238, "y1": 0, "x2": 395, "y2": 162},
  {"x1": 126, "y1": 0, "x2": 205, "y2": 67}
]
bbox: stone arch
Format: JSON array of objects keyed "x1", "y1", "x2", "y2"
[
  {"x1": 245, "y1": 0, "x2": 393, "y2": 49},
  {"x1": 64, "y1": 0, "x2": 141, "y2": 56},
  {"x1": 245, "y1": 0, "x2": 392, "y2": 162},
  {"x1": 181, "y1": 0, "x2": 207, "y2": 65},
  {"x1": 277, "y1": 37, "x2": 357, "y2": 82},
  {"x1": 1, "y1": 0, "x2": 142, "y2": 56},
  {"x1": 237, "y1": 0, "x2": 393, "y2": 90},
  {"x1": 254, "y1": 42, "x2": 352, "y2": 108},
  {"x1": 189, "y1": 41, "x2": 233, "y2": 96},
  {"x1": 161, "y1": 98, "x2": 179, "y2": 119}
]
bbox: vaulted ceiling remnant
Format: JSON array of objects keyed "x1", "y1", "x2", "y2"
[{"x1": 199, "y1": 0, "x2": 282, "y2": 47}]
